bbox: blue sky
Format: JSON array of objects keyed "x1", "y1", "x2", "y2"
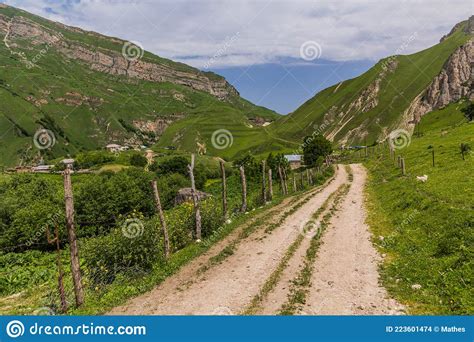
[
  {"x1": 211, "y1": 59, "x2": 374, "y2": 114},
  {"x1": 1, "y1": 0, "x2": 471, "y2": 113}
]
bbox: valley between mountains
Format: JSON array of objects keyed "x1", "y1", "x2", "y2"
[{"x1": 0, "y1": 4, "x2": 472, "y2": 317}]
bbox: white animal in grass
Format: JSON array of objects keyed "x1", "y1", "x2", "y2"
[{"x1": 416, "y1": 175, "x2": 428, "y2": 182}]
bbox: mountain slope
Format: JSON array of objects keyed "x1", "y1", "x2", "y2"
[
  {"x1": 0, "y1": 4, "x2": 279, "y2": 167},
  {"x1": 270, "y1": 17, "x2": 473, "y2": 147}
]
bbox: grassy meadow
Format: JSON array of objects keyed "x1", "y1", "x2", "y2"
[{"x1": 355, "y1": 104, "x2": 473, "y2": 314}]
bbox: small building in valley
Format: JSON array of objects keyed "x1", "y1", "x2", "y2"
[
  {"x1": 32, "y1": 165, "x2": 54, "y2": 173},
  {"x1": 106, "y1": 144, "x2": 122, "y2": 153},
  {"x1": 284, "y1": 154, "x2": 303, "y2": 169}
]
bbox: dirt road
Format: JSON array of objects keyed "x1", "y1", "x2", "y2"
[{"x1": 110, "y1": 164, "x2": 403, "y2": 315}]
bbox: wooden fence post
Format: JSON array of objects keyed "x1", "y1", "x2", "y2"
[
  {"x1": 432, "y1": 149, "x2": 435, "y2": 167},
  {"x1": 219, "y1": 160, "x2": 228, "y2": 221},
  {"x1": 151, "y1": 180, "x2": 170, "y2": 259},
  {"x1": 397, "y1": 155, "x2": 401, "y2": 168},
  {"x1": 188, "y1": 154, "x2": 202, "y2": 240},
  {"x1": 278, "y1": 166, "x2": 286, "y2": 195},
  {"x1": 268, "y1": 168, "x2": 273, "y2": 201},
  {"x1": 401, "y1": 158, "x2": 406, "y2": 175},
  {"x1": 261, "y1": 160, "x2": 267, "y2": 203},
  {"x1": 46, "y1": 223, "x2": 68, "y2": 313},
  {"x1": 63, "y1": 165, "x2": 84, "y2": 307},
  {"x1": 293, "y1": 173, "x2": 297, "y2": 192},
  {"x1": 365, "y1": 147, "x2": 368, "y2": 157},
  {"x1": 300, "y1": 171, "x2": 304, "y2": 188},
  {"x1": 282, "y1": 168, "x2": 289, "y2": 194},
  {"x1": 240, "y1": 166, "x2": 247, "y2": 212},
  {"x1": 306, "y1": 169, "x2": 310, "y2": 185}
]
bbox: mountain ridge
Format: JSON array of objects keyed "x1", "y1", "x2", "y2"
[
  {"x1": 270, "y1": 17, "x2": 473, "y2": 147},
  {"x1": 0, "y1": 4, "x2": 279, "y2": 167}
]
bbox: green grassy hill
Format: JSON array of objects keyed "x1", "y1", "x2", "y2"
[
  {"x1": 270, "y1": 21, "x2": 472, "y2": 147},
  {"x1": 0, "y1": 5, "x2": 279, "y2": 167},
  {"x1": 355, "y1": 102, "x2": 473, "y2": 314}
]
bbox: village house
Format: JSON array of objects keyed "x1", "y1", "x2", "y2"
[
  {"x1": 106, "y1": 144, "x2": 122, "y2": 153},
  {"x1": 31, "y1": 164, "x2": 54, "y2": 173},
  {"x1": 284, "y1": 154, "x2": 303, "y2": 169}
]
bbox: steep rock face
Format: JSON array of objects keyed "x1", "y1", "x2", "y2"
[
  {"x1": 403, "y1": 38, "x2": 473, "y2": 126},
  {"x1": 0, "y1": 14, "x2": 238, "y2": 100}
]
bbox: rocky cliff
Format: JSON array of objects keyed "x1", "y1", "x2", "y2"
[
  {"x1": 0, "y1": 12, "x2": 238, "y2": 100},
  {"x1": 402, "y1": 38, "x2": 473, "y2": 127}
]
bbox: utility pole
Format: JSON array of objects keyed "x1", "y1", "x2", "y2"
[
  {"x1": 63, "y1": 161, "x2": 84, "y2": 307},
  {"x1": 151, "y1": 180, "x2": 170, "y2": 259}
]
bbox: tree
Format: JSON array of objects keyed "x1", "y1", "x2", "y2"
[
  {"x1": 302, "y1": 135, "x2": 332, "y2": 167},
  {"x1": 129, "y1": 154, "x2": 148, "y2": 168},
  {"x1": 461, "y1": 103, "x2": 474, "y2": 122},
  {"x1": 266, "y1": 153, "x2": 289, "y2": 177},
  {"x1": 233, "y1": 153, "x2": 259, "y2": 178},
  {"x1": 460, "y1": 143, "x2": 471, "y2": 160},
  {"x1": 155, "y1": 156, "x2": 188, "y2": 175}
]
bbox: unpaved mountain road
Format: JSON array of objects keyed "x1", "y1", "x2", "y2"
[
  {"x1": 303, "y1": 164, "x2": 405, "y2": 315},
  {"x1": 109, "y1": 164, "x2": 404, "y2": 315}
]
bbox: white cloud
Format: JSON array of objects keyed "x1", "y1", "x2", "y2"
[{"x1": 4, "y1": 0, "x2": 472, "y2": 68}]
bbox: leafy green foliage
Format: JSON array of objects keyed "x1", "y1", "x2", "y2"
[
  {"x1": 461, "y1": 102, "x2": 474, "y2": 121},
  {"x1": 74, "y1": 151, "x2": 116, "y2": 169},
  {"x1": 233, "y1": 153, "x2": 260, "y2": 179},
  {"x1": 129, "y1": 153, "x2": 148, "y2": 168},
  {"x1": 302, "y1": 135, "x2": 332, "y2": 167},
  {"x1": 460, "y1": 143, "x2": 471, "y2": 160},
  {"x1": 82, "y1": 213, "x2": 162, "y2": 286},
  {"x1": 266, "y1": 153, "x2": 290, "y2": 177}
]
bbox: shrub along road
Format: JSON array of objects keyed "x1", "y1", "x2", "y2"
[{"x1": 109, "y1": 164, "x2": 402, "y2": 315}]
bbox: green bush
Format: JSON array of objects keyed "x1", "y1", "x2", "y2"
[
  {"x1": 156, "y1": 173, "x2": 189, "y2": 209},
  {"x1": 75, "y1": 151, "x2": 116, "y2": 169},
  {"x1": 74, "y1": 168, "x2": 155, "y2": 236},
  {"x1": 82, "y1": 213, "x2": 162, "y2": 286},
  {"x1": 129, "y1": 153, "x2": 148, "y2": 167},
  {"x1": 200, "y1": 198, "x2": 224, "y2": 238}
]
